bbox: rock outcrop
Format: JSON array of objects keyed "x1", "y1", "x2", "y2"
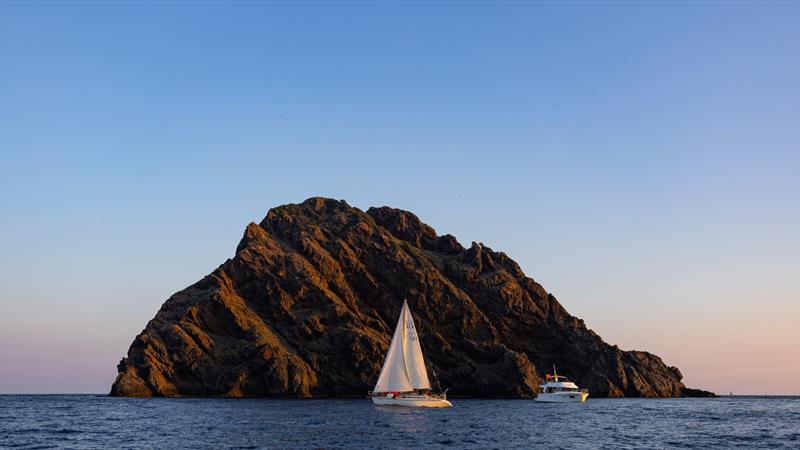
[{"x1": 111, "y1": 197, "x2": 713, "y2": 398}]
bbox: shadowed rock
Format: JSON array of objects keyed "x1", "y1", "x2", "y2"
[{"x1": 110, "y1": 197, "x2": 713, "y2": 398}]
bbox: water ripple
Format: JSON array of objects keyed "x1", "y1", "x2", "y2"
[{"x1": 0, "y1": 396, "x2": 798, "y2": 449}]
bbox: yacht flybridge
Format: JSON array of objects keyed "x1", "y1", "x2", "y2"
[
  {"x1": 535, "y1": 366, "x2": 589, "y2": 403},
  {"x1": 369, "y1": 300, "x2": 452, "y2": 408}
]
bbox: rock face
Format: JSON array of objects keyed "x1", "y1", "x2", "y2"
[{"x1": 111, "y1": 197, "x2": 713, "y2": 398}]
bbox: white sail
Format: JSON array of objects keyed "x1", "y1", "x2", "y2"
[
  {"x1": 402, "y1": 302, "x2": 431, "y2": 389},
  {"x1": 373, "y1": 301, "x2": 431, "y2": 392},
  {"x1": 373, "y1": 303, "x2": 414, "y2": 392}
]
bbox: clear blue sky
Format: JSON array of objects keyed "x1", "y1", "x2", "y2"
[{"x1": 1, "y1": 1, "x2": 798, "y2": 395}]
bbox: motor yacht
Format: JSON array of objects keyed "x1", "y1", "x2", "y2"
[{"x1": 535, "y1": 366, "x2": 589, "y2": 403}]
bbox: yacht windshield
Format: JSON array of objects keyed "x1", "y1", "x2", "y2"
[{"x1": 542, "y1": 386, "x2": 579, "y2": 393}]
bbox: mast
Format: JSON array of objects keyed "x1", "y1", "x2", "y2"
[{"x1": 404, "y1": 304, "x2": 412, "y2": 386}]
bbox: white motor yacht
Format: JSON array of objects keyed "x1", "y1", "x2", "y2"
[{"x1": 535, "y1": 366, "x2": 589, "y2": 403}]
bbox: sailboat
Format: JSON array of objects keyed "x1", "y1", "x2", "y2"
[{"x1": 369, "y1": 300, "x2": 452, "y2": 408}]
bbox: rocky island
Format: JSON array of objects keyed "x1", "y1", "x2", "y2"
[{"x1": 111, "y1": 197, "x2": 713, "y2": 398}]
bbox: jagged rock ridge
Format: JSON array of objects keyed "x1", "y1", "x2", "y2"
[{"x1": 111, "y1": 197, "x2": 712, "y2": 398}]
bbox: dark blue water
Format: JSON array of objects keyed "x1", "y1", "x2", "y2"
[{"x1": 1, "y1": 395, "x2": 798, "y2": 449}]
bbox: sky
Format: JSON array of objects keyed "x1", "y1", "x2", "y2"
[{"x1": 1, "y1": 1, "x2": 798, "y2": 395}]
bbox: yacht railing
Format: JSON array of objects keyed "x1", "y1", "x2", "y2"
[{"x1": 367, "y1": 389, "x2": 449, "y2": 399}]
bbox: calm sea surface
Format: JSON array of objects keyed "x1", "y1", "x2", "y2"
[{"x1": 1, "y1": 395, "x2": 798, "y2": 449}]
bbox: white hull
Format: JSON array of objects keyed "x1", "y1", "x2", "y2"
[
  {"x1": 371, "y1": 395, "x2": 452, "y2": 408},
  {"x1": 535, "y1": 391, "x2": 589, "y2": 403}
]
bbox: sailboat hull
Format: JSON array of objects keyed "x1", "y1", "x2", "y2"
[{"x1": 370, "y1": 394, "x2": 452, "y2": 408}]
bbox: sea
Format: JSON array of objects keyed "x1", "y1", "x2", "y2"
[{"x1": 1, "y1": 395, "x2": 798, "y2": 449}]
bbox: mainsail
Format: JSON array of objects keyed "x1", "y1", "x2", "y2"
[{"x1": 373, "y1": 301, "x2": 432, "y2": 392}]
